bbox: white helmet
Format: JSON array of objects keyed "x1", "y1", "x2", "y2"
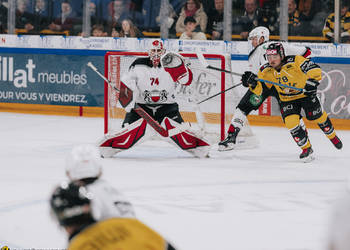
[
  {"x1": 248, "y1": 26, "x2": 270, "y2": 43},
  {"x1": 65, "y1": 144, "x2": 102, "y2": 181},
  {"x1": 148, "y1": 39, "x2": 166, "y2": 67}
]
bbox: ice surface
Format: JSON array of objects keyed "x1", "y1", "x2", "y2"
[{"x1": 0, "y1": 112, "x2": 349, "y2": 250}]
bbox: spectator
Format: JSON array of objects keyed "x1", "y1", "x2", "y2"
[
  {"x1": 259, "y1": 0, "x2": 279, "y2": 35},
  {"x1": 142, "y1": 0, "x2": 176, "y2": 33},
  {"x1": 119, "y1": 18, "x2": 143, "y2": 37},
  {"x1": 110, "y1": 25, "x2": 121, "y2": 37},
  {"x1": 48, "y1": 0, "x2": 78, "y2": 34},
  {"x1": 92, "y1": 24, "x2": 107, "y2": 36},
  {"x1": 240, "y1": 0, "x2": 259, "y2": 39},
  {"x1": 288, "y1": 0, "x2": 304, "y2": 35},
  {"x1": 323, "y1": 0, "x2": 350, "y2": 43},
  {"x1": 179, "y1": 16, "x2": 206, "y2": 40},
  {"x1": 298, "y1": 0, "x2": 328, "y2": 36},
  {"x1": 32, "y1": 0, "x2": 50, "y2": 32},
  {"x1": 15, "y1": 0, "x2": 35, "y2": 32},
  {"x1": 89, "y1": 1, "x2": 106, "y2": 27},
  {"x1": 175, "y1": 0, "x2": 207, "y2": 34},
  {"x1": 207, "y1": 0, "x2": 224, "y2": 40},
  {"x1": 0, "y1": 1, "x2": 8, "y2": 33},
  {"x1": 200, "y1": 0, "x2": 215, "y2": 14}
]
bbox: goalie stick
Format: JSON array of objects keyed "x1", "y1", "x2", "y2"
[
  {"x1": 196, "y1": 53, "x2": 305, "y2": 92},
  {"x1": 87, "y1": 62, "x2": 187, "y2": 137}
]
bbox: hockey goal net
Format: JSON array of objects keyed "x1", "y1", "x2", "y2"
[{"x1": 104, "y1": 51, "x2": 256, "y2": 145}]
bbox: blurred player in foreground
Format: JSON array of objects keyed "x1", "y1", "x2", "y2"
[
  {"x1": 50, "y1": 182, "x2": 177, "y2": 250},
  {"x1": 50, "y1": 144, "x2": 177, "y2": 249},
  {"x1": 65, "y1": 144, "x2": 135, "y2": 219}
]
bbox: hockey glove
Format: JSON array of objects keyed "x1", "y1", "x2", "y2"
[
  {"x1": 241, "y1": 71, "x2": 258, "y2": 88},
  {"x1": 162, "y1": 52, "x2": 190, "y2": 83},
  {"x1": 304, "y1": 79, "x2": 319, "y2": 96}
]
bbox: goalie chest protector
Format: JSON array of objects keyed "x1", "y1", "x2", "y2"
[{"x1": 121, "y1": 57, "x2": 181, "y2": 105}]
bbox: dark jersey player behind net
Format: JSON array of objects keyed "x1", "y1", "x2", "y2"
[
  {"x1": 99, "y1": 40, "x2": 210, "y2": 158},
  {"x1": 218, "y1": 26, "x2": 312, "y2": 151}
]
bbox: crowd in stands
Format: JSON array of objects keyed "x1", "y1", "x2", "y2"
[{"x1": 0, "y1": 0, "x2": 349, "y2": 42}]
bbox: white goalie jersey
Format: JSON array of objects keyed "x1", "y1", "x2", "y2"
[
  {"x1": 85, "y1": 179, "x2": 135, "y2": 220},
  {"x1": 248, "y1": 41, "x2": 311, "y2": 74},
  {"x1": 120, "y1": 56, "x2": 191, "y2": 109}
]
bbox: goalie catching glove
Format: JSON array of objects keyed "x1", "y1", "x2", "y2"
[{"x1": 162, "y1": 52, "x2": 193, "y2": 85}]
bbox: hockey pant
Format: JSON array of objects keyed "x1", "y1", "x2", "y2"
[{"x1": 99, "y1": 104, "x2": 210, "y2": 158}]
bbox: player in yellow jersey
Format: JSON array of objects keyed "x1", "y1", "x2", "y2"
[
  {"x1": 50, "y1": 182, "x2": 176, "y2": 250},
  {"x1": 243, "y1": 42, "x2": 343, "y2": 162}
]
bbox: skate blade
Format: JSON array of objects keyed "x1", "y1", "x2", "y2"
[
  {"x1": 218, "y1": 144, "x2": 235, "y2": 152},
  {"x1": 301, "y1": 155, "x2": 315, "y2": 163}
]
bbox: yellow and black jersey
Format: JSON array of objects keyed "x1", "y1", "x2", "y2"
[
  {"x1": 68, "y1": 218, "x2": 174, "y2": 250},
  {"x1": 255, "y1": 55, "x2": 322, "y2": 102},
  {"x1": 323, "y1": 11, "x2": 350, "y2": 39}
]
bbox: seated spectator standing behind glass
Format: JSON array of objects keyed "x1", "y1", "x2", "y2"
[
  {"x1": 32, "y1": 0, "x2": 50, "y2": 33},
  {"x1": 175, "y1": 0, "x2": 207, "y2": 34},
  {"x1": 107, "y1": 0, "x2": 142, "y2": 33},
  {"x1": 92, "y1": 24, "x2": 107, "y2": 36},
  {"x1": 323, "y1": 0, "x2": 350, "y2": 43},
  {"x1": 207, "y1": 0, "x2": 224, "y2": 40},
  {"x1": 259, "y1": 0, "x2": 278, "y2": 35},
  {"x1": 288, "y1": 0, "x2": 304, "y2": 36},
  {"x1": 298, "y1": 0, "x2": 327, "y2": 36},
  {"x1": 0, "y1": 1, "x2": 8, "y2": 33},
  {"x1": 179, "y1": 16, "x2": 206, "y2": 40},
  {"x1": 48, "y1": 0, "x2": 77, "y2": 35},
  {"x1": 237, "y1": 0, "x2": 260, "y2": 39},
  {"x1": 15, "y1": 0, "x2": 35, "y2": 33},
  {"x1": 119, "y1": 19, "x2": 143, "y2": 37},
  {"x1": 89, "y1": 1, "x2": 106, "y2": 27},
  {"x1": 107, "y1": 0, "x2": 131, "y2": 33}
]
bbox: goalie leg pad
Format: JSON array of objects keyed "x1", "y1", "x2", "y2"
[
  {"x1": 162, "y1": 117, "x2": 210, "y2": 158},
  {"x1": 99, "y1": 119, "x2": 148, "y2": 157}
]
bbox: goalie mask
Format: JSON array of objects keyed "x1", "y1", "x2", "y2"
[
  {"x1": 149, "y1": 39, "x2": 166, "y2": 67},
  {"x1": 50, "y1": 182, "x2": 95, "y2": 227},
  {"x1": 65, "y1": 144, "x2": 102, "y2": 181}
]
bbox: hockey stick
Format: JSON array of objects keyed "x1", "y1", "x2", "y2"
[
  {"x1": 196, "y1": 53, "x2": 305, "y2": 92},
  {"x1": 197, "y1": 82, "x2": 242, "y2": 104},
  {"x1": 87, "y1": 62, "x2": 186, "y2": 137}
]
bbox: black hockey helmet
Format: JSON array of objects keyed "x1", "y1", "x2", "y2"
[
  {"x1": 50, "y1": 182, "x2": 95, "y2": 226},
  {"x1": 266, "y1": 42, "x2": 285, "y2": 59}
]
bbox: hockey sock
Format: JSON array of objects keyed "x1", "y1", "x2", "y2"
[
  {"x1": 316, "y1": 112, "x2": 336, "y2": 140},
  {"x1": 230, "y1": 108, "x2": 247, "y2": 131},
  {"x1": 285, "y1": 115, "x2": 311, "y2": 149},
  {"x1": 290, "y1": 124, "x2": 311, "y2": 149}
]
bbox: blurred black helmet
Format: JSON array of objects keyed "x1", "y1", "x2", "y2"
[
  {"x1": 50, "y1": 182, "x2": 95, "y2": 226},
  {"x1": 266, "y1": 42, "x2": 285, "y2": 59}
]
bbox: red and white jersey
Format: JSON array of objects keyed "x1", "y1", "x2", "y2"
[
  {"x1": 86, "y1": 179, "x2": 135, "y2": 221},
  {"x1": 121, "y1": 57, "x2": 190, "y2": 105},
  {"x1": 248, "y1": 41, "x2": 312, "y2": 74}
]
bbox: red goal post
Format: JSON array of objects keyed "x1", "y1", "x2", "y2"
[{"x1": 104, "y1": 51, "x2": 242, "y2": 143}]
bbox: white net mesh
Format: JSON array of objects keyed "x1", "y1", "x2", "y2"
[{"x1": 104, "y1": 52, "x2": 256, "y2": 146}]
